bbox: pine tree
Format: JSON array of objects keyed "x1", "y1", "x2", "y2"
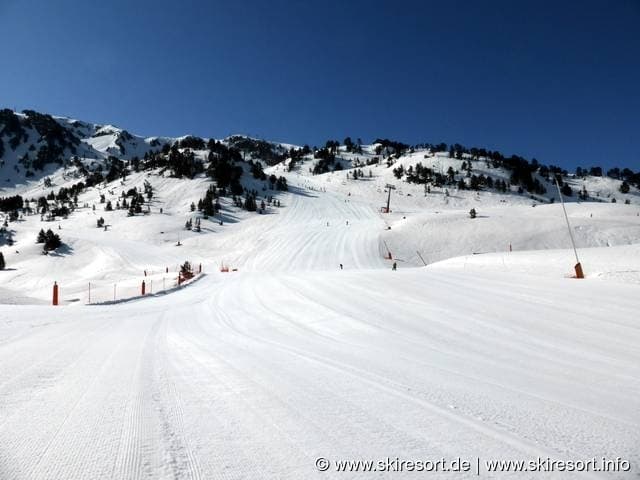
[
  {"x1": 0, "y1": 251, "x2": 5, "y2": 270},
  {"x1": 144, "y1": 180, "x2": 153, "y2": 200},
  {"x1": 180, "y1": 261, "x2": 193, "y2": 279},
  {"x1": 620, "y1": 181, "x2": 630, "y2": 194},
  {"x1": 43, "y1": 229, "x2": 61, "y2": 251},
  {"x1": 276, "y1": 176, "x2": 288, "y2": 191},
  {"x1": 36, "y1": 229, "x2": 46, "y2": 243},
  {"x1": 579, "y1": 185, "x2": 588, "y2": 200},
  {"x1": 244, "y1": 195, "x2": 257, "y2": 212},
  {"x1": 446, "y1": 166, "x2": 455, "y2": 183}
]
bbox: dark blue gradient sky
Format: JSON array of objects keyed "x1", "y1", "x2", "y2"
[{"x1": 2, "y1": 0, "x2": 638, "y2": 170}]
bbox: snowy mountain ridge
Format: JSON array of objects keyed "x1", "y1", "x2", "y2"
[
  {"x1": 2, "y1": 108, "x2": 639, "y2": 206},
  {"x1": 1, "y1": 107, "x2": 639, "y2": 307}
]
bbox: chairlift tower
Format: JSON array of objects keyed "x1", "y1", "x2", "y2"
[{"x1": 385, "y1": 184, "x2": 396, "y2": 213}]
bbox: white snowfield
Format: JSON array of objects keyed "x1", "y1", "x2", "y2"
[{"x1": 1, "y1": 157, "x2": 640, "y2": 478}]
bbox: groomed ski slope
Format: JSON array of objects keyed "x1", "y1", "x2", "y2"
[{"x1": 1, "y1": 179, "x2": 640, "y2": 479}]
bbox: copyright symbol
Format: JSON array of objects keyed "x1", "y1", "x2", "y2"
[{"x1": 315, "y1": 457, "x2": 330, "y2": 471}]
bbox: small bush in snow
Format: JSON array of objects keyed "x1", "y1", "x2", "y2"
[{"x1": 42, "y1": 229, "x2": 61, "y2": 251}]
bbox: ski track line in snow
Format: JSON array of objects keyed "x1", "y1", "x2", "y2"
[
  {"x1": 0, "y1": 317, "x2": 114, "y2": 388},
  {"x1": 177, "y1": 299, "x2": 336, "y2": 477},
  {"x1": 188, "y1": 289, "x2": 464, "y2": 474},
  {"x1": 30, "y1": 320, "x2": 140, "y2": 480},
  {"x1": 2, "y1": 319, "x2": 129, "y2": 479},
  {"x1": 205, "y1": 278, "x2": 597, "y2": 476},
  {"x1": 185, "y1": 301, "x2": 475, "y2": 477},
  {"x1": 215, "y1": 273, "x2": 639, "y2": 471},
  {"x1": 153, "y1": 316, "x2": 204, "y2": 480},
  {"x1": 330, "y1": 272, "x2": 640, "y2": 390},
  {"x1": 275, "y1": 274, "x2": 640, "y2": 429},
  {"x1": 112, "y1": 316, "x2": 158, "y2": 480},
  {"x1": 0, "y1": 317, "x2": 117, "y2": 435},
  {"x1": 191, "y1": 302, "x2": 488, "y2": 465},
  {"x1": 171, "y1": 329, "x2": 314, "y2": 477}
]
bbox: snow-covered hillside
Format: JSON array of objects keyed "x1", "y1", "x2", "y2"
[{"x1": 1, "y1": 110, "x2": 639, "y2": 479}]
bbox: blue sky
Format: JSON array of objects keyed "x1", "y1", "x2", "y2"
[{"x1": 2, "y1": 0, "x2": 638, "y2": 170}]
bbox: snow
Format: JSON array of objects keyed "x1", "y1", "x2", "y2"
[
  {"x1": 1, "y1": 134, "x2": 640, "y2": 478},
  {"x1": 1, "y1": 267, "x2": 639, "y2": 478}
]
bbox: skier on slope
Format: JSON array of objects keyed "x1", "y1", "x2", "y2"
[
  {"x1": 340, "y1": 264, "x2": 343, "y2": 270},
  {"x1": 392, "y1": 262, "x2": 397, "y2": 271}
]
